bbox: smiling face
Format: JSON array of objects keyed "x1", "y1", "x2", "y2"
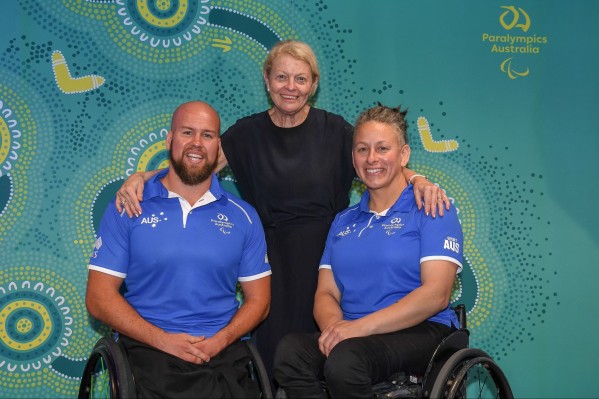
[
  {"x1": 166, "y1": 102, "x2": 220, "y2": 186},
  {"x1": 352, "y1": 121, "x2": 411, "y2": 195},
  {"x1": 264, "y1": 53, "x2": 318, "y2": 122}
]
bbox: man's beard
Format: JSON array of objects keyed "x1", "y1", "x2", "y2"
[{"x1": 169, "y1": 150, "x2": 217, "y2": 186}]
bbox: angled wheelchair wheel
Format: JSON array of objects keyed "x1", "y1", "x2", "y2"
[
  {"x1": 78, "y1": 336, "x2": 136, "y2": 399},
  {"x1": 245, "y1": 340, "x2": 273, "y2": 399},
  {"x1": 430, "y1": 348, "x2": 513, "y2": 399}
]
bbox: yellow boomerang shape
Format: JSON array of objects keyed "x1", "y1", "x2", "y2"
[
  {"x1": 51, "y1": 50, "x2": 105, "y2": 94},
  {"x1": 417, "y1": 116, "x2": 459, "y2": 153}
]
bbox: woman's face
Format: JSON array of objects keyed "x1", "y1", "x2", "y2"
[
  {"x1": 352, "y1": 121, "x2": 410, "y2": 193},
  {"x1": 264, "y1": 53, "x2": 317, "y2": 117}
]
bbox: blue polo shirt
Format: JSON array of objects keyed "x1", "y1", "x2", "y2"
[
  {"x1": 319, "y1": 185, "x2": 463, "y2": 327},
  {"x1": 89, "y1": 169, "x2": 271, "y2": 337}
]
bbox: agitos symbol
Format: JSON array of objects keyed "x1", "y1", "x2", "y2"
[{"x1": 500, "y1": 57, "x2": 529, "y2": 80}]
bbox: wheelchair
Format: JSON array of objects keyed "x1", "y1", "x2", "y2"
[
  {"x1": 78, "y1": 331, "x2": 273, "y2": 399},
  {"x1": 276, "y1": 305, "x2": 513, "y2": 399},
  {"x1": 370, "y1": 305, "x2": 513, "y2": 399}
]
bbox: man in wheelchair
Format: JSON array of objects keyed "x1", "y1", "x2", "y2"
[
  {"x1": 86, "y1": 101, "x2": 271, "y2": 398},
  {"x1": 273, "y1": 104, "x2": 463, "y2": 398}
]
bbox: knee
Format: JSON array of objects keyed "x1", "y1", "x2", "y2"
[
  {"x1": 323, "y1": 341, "x2": 370, "y2": 388},
  {"x1": 273, "y1": 334, "x2": 313, "y2": 383}
]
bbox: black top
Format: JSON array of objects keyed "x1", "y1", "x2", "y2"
[{"x1": 221, "y1": 107, "x2": 355, "y2": 227}]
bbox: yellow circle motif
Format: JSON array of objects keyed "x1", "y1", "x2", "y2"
[
  {"x1": 0, "y1": 116, "x2": 10, "y2": 164},
  {"x1": 136, "y1": 140, "x2": 167, "y2": 172},
  {"x1": 157, "y1": 0, "x2": 171, "y2": 11},
  {"x1": 137, "y1": 0, "x2": 188, "y2": 28},
  {"x1": 0, "y1": 300, "x2": 53, "y2": 351},
  {"x1": 16, "y1": 318, "x2": 33, "y2": 334}
]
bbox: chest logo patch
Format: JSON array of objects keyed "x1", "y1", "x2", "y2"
[
  {"x1": 140, "y1": 212, "x2": 167, "y2": 228},
  {"x1": 382, "y1": 217, "x2": 404, "y2": 233},
  {"x1": 336, "y1": 223, "x2": 357, "y2": 237},
  {"x1": 211, "y1": 212, "x2": 234, "y2": 234}
]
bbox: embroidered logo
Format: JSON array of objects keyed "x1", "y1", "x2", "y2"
[
  {"x1": 211, "y1": 212, "x2": 234, "y2": 234},
  {"x1": 337, "y1": 223, "x2": 357, "y2": 237},
  {"x1": 444, "y1": 236, "x2": 460, "y2": 254},
  {"x1": 91, "y1": 236, "x2": 102, "y2": 258},
  {"x1": 382, "y1": 217, "x2": 404, "y2": 235},
  {"x1": 140, "y1": 212, "x2": 168, "y2": 228}
]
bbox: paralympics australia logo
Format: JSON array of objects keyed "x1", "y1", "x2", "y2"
[
  {"x1": 481, "y1": 6, "x2": 548, "y2": 79},
  {"x1": 211, "y1": 213, "x2": 234, "y2": 234},
  {"x1": 381, "y1": 217, "x2": 404, "y2": 236}
]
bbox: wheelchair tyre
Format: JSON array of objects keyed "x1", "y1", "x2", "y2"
[
  {"x1": 245, "y1": 340, "x2": 273, "y2": 399},
  {"x1": 78, "y1": 336, "x2": 136, "y2": 399},
  {"x1": 430, "y1": 348, "x2": 513, "y2": 399}
]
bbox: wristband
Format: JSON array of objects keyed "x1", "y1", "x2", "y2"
[{"x1": 408, "y1": 174, "x2": 426, "y2": 185}]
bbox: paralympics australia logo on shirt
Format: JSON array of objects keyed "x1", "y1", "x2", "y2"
[
  {"x1": 211, "y1": 212, "x2": 234, "y2": 235},
  {"x1": 382, "y1": 217, "x2": 404, "y2": 235}
]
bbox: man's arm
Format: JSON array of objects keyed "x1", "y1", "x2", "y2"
[
  {"x1": 117, "y1": 143, "x2": 230, "y2": 217},
  {"x1": 86, "y1": 270, "x2": 209, "y2": 363},
  {"x1": 194, "y1": 276, "x2": 271, "y2": 358}
]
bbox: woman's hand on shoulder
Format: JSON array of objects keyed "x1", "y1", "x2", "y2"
[
  {"x1": 116, "y1": 171, "x2": 149, "y2": 217},
  {"x1": 412, "y1": 176, "x2": 450, "y2": 217}
]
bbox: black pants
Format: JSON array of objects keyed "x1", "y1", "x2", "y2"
[
  {"x1": 273, "y1": 321, "x2": 454, "y2": 399},
  {"x1": 255, "y1": 220, "x2": 330, "y2": 379},
  {"x1": 121, "y1": 336, "x2": 260, "y2": 398}
]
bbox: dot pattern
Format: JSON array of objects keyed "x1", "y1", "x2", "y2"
[{"x1": 1, "y1": 1, "x2": 559, "y2": 397}]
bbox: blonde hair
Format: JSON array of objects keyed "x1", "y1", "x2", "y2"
[
  {"x1": 263, "y1": 40, "x2": 320, "y2": 96},
  {"x1": 354, "y1": 104, "x2": 409, "y2": 146}
]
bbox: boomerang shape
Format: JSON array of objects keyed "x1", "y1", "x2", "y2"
[
  {"x1": 417, "y1": 116, "x2": 459, "y2": 153},
  {"x1": 51, "y1": 50, "x2": 105, "y2": 94}
]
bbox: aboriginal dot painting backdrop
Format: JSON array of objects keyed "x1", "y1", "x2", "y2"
[{"x1": 1, "y1": 0, "x2": 598, "y2": 397}]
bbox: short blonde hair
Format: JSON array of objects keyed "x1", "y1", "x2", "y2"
[
  {"x1": 354, "y1": 104, "x2": 409, "y2": 146},
  {"x1": 263, "y1": 40, "x2": 320, "y2": 95}
]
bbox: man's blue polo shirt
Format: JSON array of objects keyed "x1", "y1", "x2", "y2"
[
  {"x1": 89, "y1": 169, "x2": 271, "y2": 337},
  {"x1": 319, "y1": 185, "x2": 463, "y2": 327}
]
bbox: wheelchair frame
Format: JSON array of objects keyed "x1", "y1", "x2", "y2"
[
  {"x1": 276, "y1": 305, "x2": 513, "y2": 399},
  {"x1": 78, "y1": 332, "x2": 273, "y2": 399},
  {"x1": 371, "y1": 305, "x2": 514, "y2": 399}
]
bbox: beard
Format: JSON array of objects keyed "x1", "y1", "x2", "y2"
[{"x1": 169, "y1": 149, "x2": 218, "y2": 186}]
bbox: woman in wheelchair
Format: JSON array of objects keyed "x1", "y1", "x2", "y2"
[{"x1": 273, "y1": 104, "x2": 464, "y2": 399}]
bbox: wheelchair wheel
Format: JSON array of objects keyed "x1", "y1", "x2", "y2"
[
  {"x1": 430, "y1": 348, "x2": 513, "y2": 399},
  {"x1": 78, "y1": 336, "x2": 136, "y2": 399},
  {"x1": 245, "y1": 340, "x2": 273, "y2": 399}
]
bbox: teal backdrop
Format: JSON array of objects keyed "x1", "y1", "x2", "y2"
[{"x1": 1, "y1": 0, "x2": 598, "y2": 397}]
